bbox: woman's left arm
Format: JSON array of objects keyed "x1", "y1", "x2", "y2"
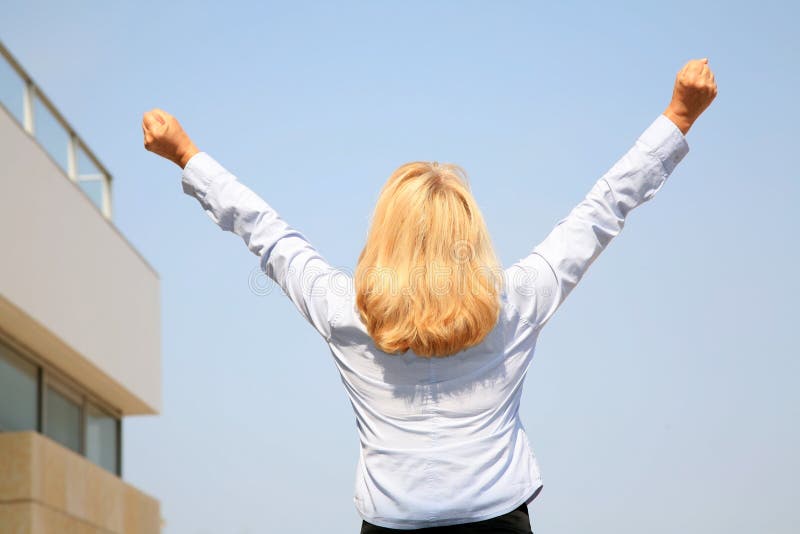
[{"x1": 142, "y1": 109, "x2": 343, "y2": 341}]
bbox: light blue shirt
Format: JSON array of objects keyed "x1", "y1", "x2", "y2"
[{"x1": 181, "y1": 113, "x2": 689, "y2": 529}]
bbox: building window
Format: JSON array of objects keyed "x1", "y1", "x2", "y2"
[
  {"x1": 86, "y1": 403, "x2": 120, "y2": 473},
  {"x1": 0, "y1": 338, "x2": 122, "y2": 475},
  {"x1": 45, "y1": 383, "x2": 82, "y2": 454},
  {"x1": 0, "y1": 344, "x2": 38, "y2": 431}
]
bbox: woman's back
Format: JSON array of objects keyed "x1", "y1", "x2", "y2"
[{"x1": 329, "y1": 282, "x2": 543, "y2": 528}]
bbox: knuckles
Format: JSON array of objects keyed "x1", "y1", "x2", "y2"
[{"x1": 680, "y1": 77, "x2": 716, "y2": 91}]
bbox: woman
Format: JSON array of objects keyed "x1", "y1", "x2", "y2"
[{"x1": 142, "y1": 58, "x2": 716, "y2": 532}]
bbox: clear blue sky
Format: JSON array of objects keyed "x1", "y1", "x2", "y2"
[{"x1": 2, "y1": 1, "x2": 798, "y2": 532}]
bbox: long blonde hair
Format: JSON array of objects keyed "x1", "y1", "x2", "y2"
[{"x1": 355, "y1": 161, "x2": 503, "y2": 358}]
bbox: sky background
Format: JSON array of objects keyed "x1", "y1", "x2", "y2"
[{"x1": 2, "y1": 1, "x2": 798, "y2": 532}]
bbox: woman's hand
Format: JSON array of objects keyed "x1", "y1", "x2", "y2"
[
  {"x1": 141, "y1": 108, "x2": 200, "y2": 168},
  {"x1": 663, "y1": 58, "x2": 718, "y2": 135}
]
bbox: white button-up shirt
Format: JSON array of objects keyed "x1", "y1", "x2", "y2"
[{"x1": 181, "y1": 114, "x2": 689, "y2": 529}]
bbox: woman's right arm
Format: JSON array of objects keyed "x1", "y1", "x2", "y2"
[
  {"x1": 142, "y1": 109, "x2": 345, "y2": 342},
  {"x1": 505, "y1": 58, "x2": 717, "y2": 330}
]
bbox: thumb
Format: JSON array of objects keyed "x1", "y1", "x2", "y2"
[
  {"x1": 142, "y1": 109, "x2": 167, "y2": 131},
  {"x1": 142, "y1": 112, "x2": 159, "y2": 131}
]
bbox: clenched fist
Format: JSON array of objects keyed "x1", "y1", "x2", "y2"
[
  {"x1": 663, "y1": 58, "x2": 718, "y2": 135},
  {"x1": 141, "y1": 108, "x2": 200, "y2": 168}
]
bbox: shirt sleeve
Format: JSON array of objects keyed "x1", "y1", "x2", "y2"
[
  {"x1": 181, "y1": 152, "x2": 343, "y2": 341},
  {"x1": 505, "y1": 114, "x2": 690, "y2": 330}
]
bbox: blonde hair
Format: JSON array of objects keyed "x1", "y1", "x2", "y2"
[{"x1": 355, "y1": 161, "x2": 503, "y2": 358}]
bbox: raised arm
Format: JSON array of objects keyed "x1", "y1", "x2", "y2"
[
  {"x1": 142, "y1": 109, "x2": 343, "y2": 341},
  {"x1": 506, "y1": 58, "x2": 717, "y2": 330}
]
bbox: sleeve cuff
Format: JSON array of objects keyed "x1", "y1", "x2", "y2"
[
  {"x1": 637, "y1": 114, "x2": 691, "y2": 176},
  {"x1": 181, "y1": 151, "x2": 227, "y2": 201}
]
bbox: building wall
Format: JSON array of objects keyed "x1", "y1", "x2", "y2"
[
  {"x1": 0, "y1": 104, "x2": 161, "y2": 415},
  {"x1": 0, "y1": 432, "x2": 161, "y2": 533}
]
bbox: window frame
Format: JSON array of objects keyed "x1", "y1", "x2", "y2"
[
  {"x1": 85, "y1": 400, "x2": 122, "y2": 474},
  {"x1": 43, "y1": 372, "x2": 85, "y2": 455},
  {"x1": 0, "y1": 342, "x2": 39, "y2": 432},
  {"x1": 0, "y1": 331, "x2": 123, "y2": 476}
]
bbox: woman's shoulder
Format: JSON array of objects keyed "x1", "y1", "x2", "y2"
[{"x1": 326, "y1": 281, "x2": 530, "y2": 352}]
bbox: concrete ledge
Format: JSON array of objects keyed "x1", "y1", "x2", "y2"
[{"x1": 0, "y1": 432, "x2": 160, "y2": 533}]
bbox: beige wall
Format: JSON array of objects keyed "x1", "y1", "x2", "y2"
[
  {"x1": 0, "y1": 105, "x2": 161, "y2": 415},
  {"x1": 0, "y1": 432, "x2": 161, "y2": 533}
]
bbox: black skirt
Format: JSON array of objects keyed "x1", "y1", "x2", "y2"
[{"x1": 360, "y1": 503, "x2": 533, "y2": 533}]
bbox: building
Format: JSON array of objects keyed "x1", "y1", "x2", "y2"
[{"x1": 0, "y1": 40, "x2": 162, "y2": 532}]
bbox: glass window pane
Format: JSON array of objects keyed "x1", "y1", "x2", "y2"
[
  {"x1": 85, "y1": 404, "x2": 119, "y2": 474},
  {"x1": 45, "y1": 385, "x2": 81, "y2": 453},
  {"x1": 0, "y1": 344, "x2": 38, "y2": 431},
  {"x1": 0, "y1": 54, "x2": 25, "y2": 125},
  {"x1": 77, "y1": 177, "x2": 104, "y2": 210},
  {"x1": 33, "y1": 95, "x2": 70, "y2": 172},
  {"x1": 76, "y1": 144, "x2": 107, "y2": 212}
]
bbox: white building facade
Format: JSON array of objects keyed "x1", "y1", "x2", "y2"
[{"x1": 0, "y1": 40, "x2": 162, "y2": 532}]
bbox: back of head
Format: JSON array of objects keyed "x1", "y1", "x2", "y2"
[{"x1": 355, "y1": 161, "x2": 503, "y2": 358}]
